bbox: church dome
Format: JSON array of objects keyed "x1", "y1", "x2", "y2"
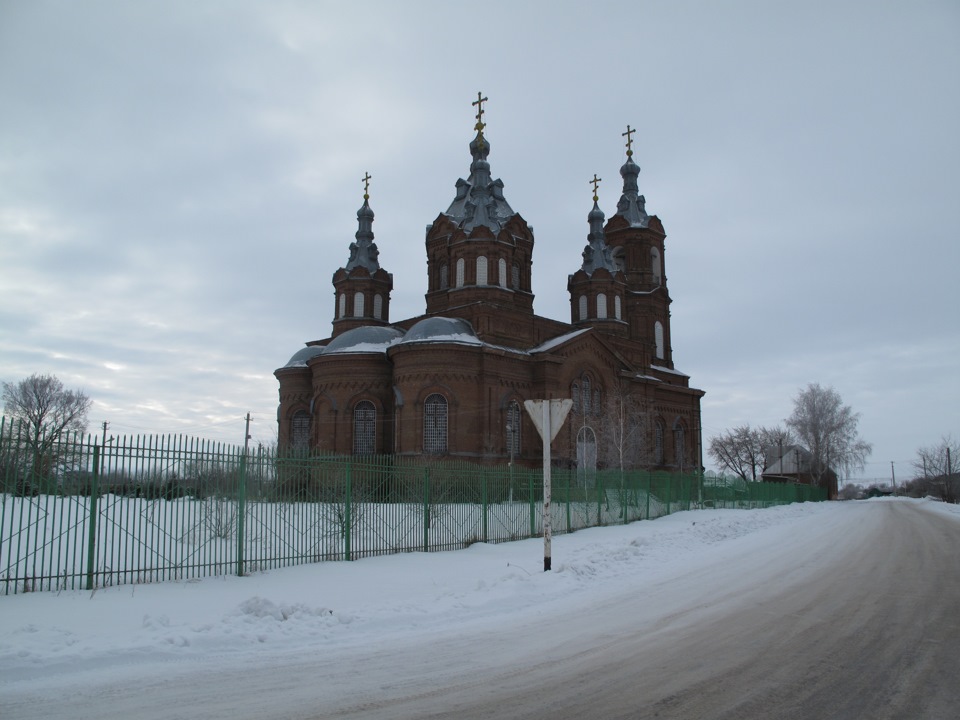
[
  {"x1": 282, "y1": 345, "x2": 326, "y2": 368},
  {"x1": 398, "y1": 317, "x2": 481, "y2": 345},
  {"x1": 323, "y1": 325, "x2": 405, "y2": 355}
]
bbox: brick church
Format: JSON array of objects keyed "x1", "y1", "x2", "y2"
[{"x1": 275, "y1": 96, "x2": 704, "y2": 474}]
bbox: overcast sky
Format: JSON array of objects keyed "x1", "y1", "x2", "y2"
[{"x1": 1, "y1": 1, "x2": 957, "y2": 482}]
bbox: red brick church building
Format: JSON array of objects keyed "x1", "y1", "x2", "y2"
[{"x1": 275, "y1": 99, "x2": 704, "y2": 474}]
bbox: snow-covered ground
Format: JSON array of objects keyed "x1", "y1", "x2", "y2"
[{"x1": 2, "y1": 498, "x2": 957, "y2": 719}]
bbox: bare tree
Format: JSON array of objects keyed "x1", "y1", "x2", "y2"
[
  {"x1": 757, "y1": 425, "x2": 795, "y2": 473},
  {"x1": 912, "y1": 436, "x2": 958, "y2": 504},
  {"x1": 599, "y1": 380, "x2": 650, "y2": 475},
  {"x1": 708, "y1": 425, "x2": 765, "y2": 481},
  {"x1": 2, "y1": 373, "x2": 92, "y2": 492},
  {"x1": 786, "y1": 383, "x2": 871, "y2": 490}
]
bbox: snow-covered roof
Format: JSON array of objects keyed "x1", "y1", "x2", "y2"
[
  {"x1": 530, "y1": 328, "x2": 590, "y2": 354},
  {"x1": 282, "y1": 345, "x2": 326, "y2": 368},
  {"x1": 397, "y1": 317, "x2": 482, "y2": 346},
  {"x1": 324, "y1": 326, "x2": 406, "y2": 355},
  {"x1": 651, "y1": 364, "x2": 690, "y2": 378}
]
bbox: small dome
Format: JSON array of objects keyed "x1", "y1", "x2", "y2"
[
  {"x1": 398, "y1": 317, "x2": 481, "y2": 345},
  {"x1": 324, "y1": 325, "x2": 405, "y2": 355},
  {"x1": 283, "y1": 345, "x2": 326, "y2": 368}
]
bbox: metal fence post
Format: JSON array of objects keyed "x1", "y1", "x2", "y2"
[
  {"x1": 528, "y1": 470, "x2": 536, "y2": 539},
  {"x1": 423, "y1": 467, "x2": 430, "y2": 553},
  {"x1": 236, "y1": 449, "x2": 247, "y2": 577},
  {"x1": 344, "y1": 463, "x2": 352, "y2": 561},
  {"x1": 85, "y1": 443, "x2": 100, "y2": 591},
  {"x1": 481, "y1": 469, "x2": 488, "y2": 543}
]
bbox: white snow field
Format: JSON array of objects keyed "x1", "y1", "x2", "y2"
[{"x1": 2, "y1": 498, "x2": 958, "y2": 719}]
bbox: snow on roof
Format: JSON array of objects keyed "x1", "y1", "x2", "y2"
[
  {"x1": 318, "y1": 326, "x2": 406, "y2": 356},
  {"x1": 282, "y1": 345, "x2": 326, "y2": 368},
  {"x1": 651, "y1": 364, "x2": 690, "y2": 378},
  {"x1": 530, "y1": 328, "x2": 590, "y2": 353},
  {"x1": 398, "y1": 317, "x2": 482, "y2": 346}
]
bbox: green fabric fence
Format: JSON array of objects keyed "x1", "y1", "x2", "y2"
[{"x1": 0, "y1": 418, "x2": 826, "y2": 595}]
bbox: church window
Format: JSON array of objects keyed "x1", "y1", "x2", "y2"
[
  {"x1": 597, "y1": 293, "x2": 607, "y2": 319},
  {"x1": 352, "y1": 401, "x2": 376, "y2": 455},
  {"x1": 506, "y1": 401, "x2": 521, "y2": 458},
  {"x1": 512, "y1": 262, "x2": 520, "y2": 290},
  {"x1": 593, "y1": 388, "x2": 602, "y2": 416},
  {"x1": 582, "y1": 376, "x2": 592, "y2": 416},
  {"x1": 440, "y1": 263, "x2": 449, "y2": 290},
  {"x1": 578, "y1": 295, "x2": 588, "y2": 321},
  {"x1": 338, "y1": 293, "x2": 346, "y2": 318},
  {"x1": 291, "y1": 411, "x2": 311, "y2": 451},
  {"x1": 651, "y1": 247, "x2": 662, "y2": 284},
  {"x1": 576, "y1": 426, "x2": 597, "y2": 487},
  {"x1": 613, "y1": 247, "x2": 627, "y2": 273},
  {"x1": 571, "y1": 382, "x2": 581, "y2": 414},
  {"x1": 424, "y1": 394, "x2": 448, "y2": 455},
  {"x1": 456, "y1": 259, "x2": 465, "y2": 288},
  {"x1": 476, "y1": 256, "x2": 488, "y2": 285},
  {"x1": 499, "y1": 258, "x2": 507, "y2": 288},
  {"x1": 373, "y1": 294, "x2": 383, "y2": 320},
  {"x1": 655, "y1": 321, "x2": 665, "y2": 360},
  {"x1": 614, "y1": 295, "x2": 622, "y2": 320},
  {"x1": 655, "y1": 421, "x2": 664, "y2": 464},
  {"x1": 673, "y1": 419, "x2": 686, "y2": 469},
  {"x1": 354, "y1": 291, "x2": 365, "y2": 317}
]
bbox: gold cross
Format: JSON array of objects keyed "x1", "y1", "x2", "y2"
[
  {"x1": 472, "y1": 91, "x2": 488, "y2": 134},
  {"x1": 362, "y1": 172, "x2": 372, "y2": 200},
  {"x1": 590, "y1": 174, "x2": 602, "y2": 202},
  {"x1": 622, "y1": 125, "x2": 635, "y2": 157}
]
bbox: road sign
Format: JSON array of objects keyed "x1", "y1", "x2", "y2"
[{"x1": 523, "y1": 399, "x2": 573, "y2": 571}]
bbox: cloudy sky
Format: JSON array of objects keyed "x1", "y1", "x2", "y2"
[{"x1": 1, "y1": 1, "x2": 957, "y2": 482}]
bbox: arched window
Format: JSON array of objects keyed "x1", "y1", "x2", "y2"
[
  {"x1": 440, "y1": 263, "x2": 449, "y2": 290},
  {"x1": 499, "y1": 258, "x2": 507, "y2": 288},
  {"x1": 456, "y1": 259, "x2": 465, "y2": 288},
  {"x1": 506, "y1": 401, "x2": 521, "y2": 458},
  {"x1": 571, "y1": 381, "x2": 581, "y2": 414},
  {"x1": 353, "y1": 401, "x2": 376, "y2": 455},
  {"x1": 512, "y1": 262, "x2": 520, "y2": 290},
  {"x1": 576, "y1": 426, "x2": 597, "y2": 487},
  {"x1": 476, "y1": 256, "x2": 488, "y2": 285},
  {"x1": 593, "y1": 387, "x2": 602, "y2": 416},
  {"x1": 582, "y1": 376, "x2": 592, "y2": 416},
  {"x1": 578, "y1": 295, "x2": 588, "y2": 321},
  {"x1": 354, "y1": 291, "x2": 365, "y2": 317},
  {"x1": 673, "y1": 419, "x2": 686, "y2": 470},
  {"x1": 655, "y1": 321, "x2": 665, "y2": 360},
  {"x1": 338, "y1": 293, "x2": 346, "y2": 318},
  {"x1": 651, "y1": 247, "x2": 662, "y2": 284},
  {"x1": 655, "y1": 421, "x2": 665, "y2": 465},
  {"x1": 424, "y1": 394, "x2": 448, "y2": 455},
  {"x1": 614, "y1": 295, "x2": 622, "y2": 320},
  {"x1": 373, "y1": 294, "x2": 383, "y2": 320},
  {"x1": 291, "y1": 411, "x2": 311, "y2": 451},
  {"x1": 596, "y1": 293, "x2": 607, "y2": 319},
  {"x1": 615, "y1": 247, "x2": 628, "y2": 274}
]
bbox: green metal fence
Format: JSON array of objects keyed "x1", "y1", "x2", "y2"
[{"x1": 0, "y1": 417, "x2": 826, "y2": 595}]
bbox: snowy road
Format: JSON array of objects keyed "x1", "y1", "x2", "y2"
[{"x1": 3, "y1": 500, "x2": 959, "y2": 719}]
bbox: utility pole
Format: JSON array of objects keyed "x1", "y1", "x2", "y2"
[{"x1": 890, "y1": 461, "x2": 897, "y2": 495}]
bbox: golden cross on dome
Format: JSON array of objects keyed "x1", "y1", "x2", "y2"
[
  {"x1": 622, "y1": 124, "x2": 635, "y2": 157},
  {"x1": 362, "y1": 172, "x2": 372, "y2": 200},
  {"x1": 472, "y1": 91, "x2": 488, "y2": 134},
  {"x1": 590, "y1": 174, "x2": 602, "y2": 202}
]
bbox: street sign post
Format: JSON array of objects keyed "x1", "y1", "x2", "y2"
[{"x1": 523, "y1": 398, "x2": 573, "y2": 571}]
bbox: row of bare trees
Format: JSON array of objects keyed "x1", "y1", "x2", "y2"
[{"x1": 708, "y1": 383, "x2": 873, "y2": 494}]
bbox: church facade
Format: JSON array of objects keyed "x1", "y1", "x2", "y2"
[{"x1": 275, "y1": 99, "x2": 704, "y2": 474}]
